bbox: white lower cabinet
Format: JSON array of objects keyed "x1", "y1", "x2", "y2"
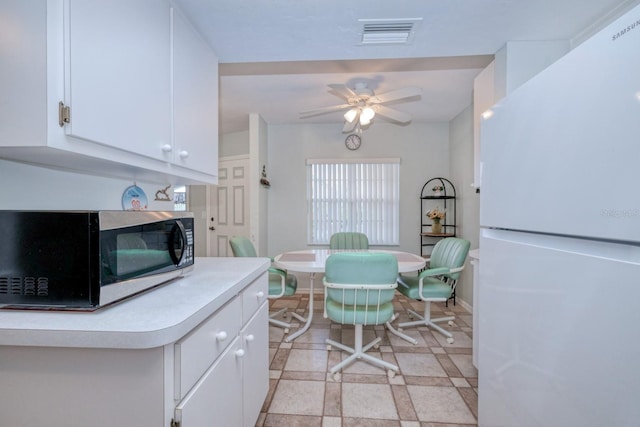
[
  {"x1": 175, "y1": 304, "x2": 269, "y2": 427},
  {"x1": 242, "y1": 304, "x2": 269, "y2": 427},
  {"x1": 172, "y1": 277, "x2": 269, "y2": 427},
  {"x1": 176, "y1": 338, "x2": 244, "y2": 426},
  {"x1": 0, "y1": 259, "x2": 268, "y2": 427}
]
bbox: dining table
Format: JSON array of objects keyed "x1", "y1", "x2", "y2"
[{"x1": 273, "y1": 249, "x2": 426, "y2": 343}]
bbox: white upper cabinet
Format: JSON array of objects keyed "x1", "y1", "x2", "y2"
[
  {"x1": 65, "y1": 0, "x2": 172, "y2": 160},
  {"x1": 171, "y1": 7, "x2": 219, "y2": 174},
  {"x1": 0, "y1": 0, "x2": 219, "y2": 184}
]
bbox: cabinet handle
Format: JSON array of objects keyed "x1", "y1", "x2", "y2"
[
  {"x1": 162, "y1": 144, "x2": 173, "y2": 153},
  {"x1": 235, "y1": 349, "x2": 245, "y2": 358},
  {"x1": 256, "y1": 291, "x2": 264, "y2": 298},
  {"x1": 215, "y1": 331, "x2": 227, "y2": 341},
  {"x1": 179, "y1": 150, "x2": 189, "y2": 159},
  {"x1": 245, "y1": 334, "x2": 255, "y2": 342}
]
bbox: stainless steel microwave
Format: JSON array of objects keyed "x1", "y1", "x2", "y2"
[{"x1": 0, "y1": 210, "x2": 194, "y2": 310}]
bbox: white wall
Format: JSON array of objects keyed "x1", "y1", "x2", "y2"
[
  {"x1": 219, "y1": 129, "x2": 249, "y2": 158},
  {"x1": 266, "y1": 122, "x2": 450, "y2": 258},
  {"x1": 0, "y1": 159, "x2": 176, "y2": 211},
  {"x1": 249, "y1": 114, "x2": 269, "y2": 256},
  {"x1": 449, "y1": 105, "x2": 479, "y2": 308},
  {"x1": 493, "y1": 40, "x2": 569, "y2": 100}
]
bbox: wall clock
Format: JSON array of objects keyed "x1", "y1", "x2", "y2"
[{"x1": 345, "y1": 133, "x2": 361, "y2": 150}]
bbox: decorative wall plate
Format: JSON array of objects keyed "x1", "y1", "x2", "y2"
[{"x1": 121, "y1": 185, "x2": 148, "y2": 211}]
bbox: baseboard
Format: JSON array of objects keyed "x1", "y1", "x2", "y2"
[{"x1": 457, "y1": 298, "x2": 472, "y2": 314}]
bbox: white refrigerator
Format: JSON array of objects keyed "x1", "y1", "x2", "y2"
[{"x1": 478, "y1": 4, "x2": 640, "y2": 426}]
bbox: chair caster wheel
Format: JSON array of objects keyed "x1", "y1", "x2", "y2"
[
  {"x1": 373, "y1": 343, "x2": 380, "y2": 350},
  {"x1": 332, "y1": 372, "x2": 341, "y2": 382},
  {"x1": 326, "y1": 344, "x2": 332, "y2": 351},
  {"x1": 397, "y1": 327, "x2": 404, "y2": 332},
  {"x1": 446, "y1": 337, "x2": 454, "y2": 344},
  {"x1": 448, "y1": 320, "x2": 454, "y2": 326},
  {"x1": 387, "y1": 370, "x2": 396, "y2": 379},
  {"x1": 284, "y1": 328, "x2": 289, "y2": 334}
]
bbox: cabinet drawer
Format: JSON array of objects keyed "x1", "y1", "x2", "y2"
[
  {"x1": 241, "y1": 272, "x2": 268, "y2": 325},
  {"x1": 175, "y1": 338, "x2": 243, "y2": 427},
  {"x1": 175, "y1": 296, "x2": 241, "y2": 399}
]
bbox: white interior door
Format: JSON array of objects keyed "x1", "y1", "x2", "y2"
[{"x1": 209, "y1": 156, "x2": 250, "y2": 256}]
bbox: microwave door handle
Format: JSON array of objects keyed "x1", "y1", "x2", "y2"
[{"x1": 169, "y1": 220, "x2": 187, "y2": 265}]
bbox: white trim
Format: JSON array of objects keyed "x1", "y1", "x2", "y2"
[
  {"x1": 306, "y1": 157, "x2": 401, "y2": 165},
  {"x1": 457, "y1": 298, "x2": 472, "y2": 315},
  {"x1": 220, "y1": 154, "x2": 250, "y2": 162}
]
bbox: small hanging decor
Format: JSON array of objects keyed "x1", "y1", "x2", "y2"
[
  {"x1": 121, "y1": 183, "x2": 148, "y2": 211},
  {"x1": 260, "y1": 165, "x2": 271, "y2": 188},
  {"x1": 154, "y1": 184, "x2": 172, "y2": 202}
]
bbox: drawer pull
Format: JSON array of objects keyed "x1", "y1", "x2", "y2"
[
  {"x1": 215, "y1": 331, "x2": 228, "y2": 341},
  {"x1": 235, "y1": 349, "x2": 245, "y2": 358},
  {"x1": 256, "y1": 291, "x2": 264, "y2": 298},
  {"x1": 245, "y1": 334, "x2": 255, "y2": 342}
]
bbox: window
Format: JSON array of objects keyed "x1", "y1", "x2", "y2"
[
  {"x1": 173, "y1": 186, "x2": 187, "y2": 211},
  {"x1": 307, "y1": 158, "x2": 400, "y2": 245}
]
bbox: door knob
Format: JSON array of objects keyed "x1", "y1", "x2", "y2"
[{"x1": 209, "y1": 226, "x2": 216, "y2": 230}]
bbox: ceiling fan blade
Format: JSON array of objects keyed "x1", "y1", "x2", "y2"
[
  {"x1": 342, "y1": 113, "x2": 359, "y2": 133},
  {"x1": 299, "y1": 103, "x2": 351, "y2": 118},
  {"x1": 328, "y1": 84, "x2": 357, "y2": 101},
  {"x1": 374, "y1": 105, "x2": 412, "y2": 124},
  {"x1": 371, "y1": 86, "x2": 422, "y2": 104}
]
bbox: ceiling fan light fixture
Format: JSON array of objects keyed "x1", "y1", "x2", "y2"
[
  {"x1": 344, "y1": 108, "x2": 358, "y2": 123},
  {"x1": 360, "y1": 106, "x2": 375, "y2": 123}
]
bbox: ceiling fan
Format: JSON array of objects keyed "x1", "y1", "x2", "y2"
[{"x1": 300, "y1": 82, "x2": 422, "y2": 133}]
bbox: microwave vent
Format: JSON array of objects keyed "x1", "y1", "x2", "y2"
[{"x1": 0, "y1": 277, "x2": 49, "y2": 296}]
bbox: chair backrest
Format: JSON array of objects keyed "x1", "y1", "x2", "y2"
[
  {"x1": 324, "y1": 252, "x2": 398, "y2": 306},
  {"x1": 229, "y1": 236, "x2": 257, "y2": 258},
  {"x1": 429, "y1": 238, "x2": 470, "y2": 281},
  {"x1": 329, "y1": 232, "x2": 369, "y2": 249}
]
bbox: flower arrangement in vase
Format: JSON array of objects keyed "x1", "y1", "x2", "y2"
[
  {"x1": 426, "y1": 207, "x2": 445, "y2": 234},
  {"x1": 432, "y1": 185, "x2": 444, "y2": 197}
]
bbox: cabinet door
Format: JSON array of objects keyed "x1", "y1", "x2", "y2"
[
  {"x1": 175, "y1": 296, "x2": 242, "y2": 400},
  {"x1": 172, "y1": 7, "x2": 218, "y2": 174},
  {"x1": 65, "y1": 0, "x2": 171, "y2": 159},
  {"x1": 242, "y1": 303, "x2": 269, "y2": 427},
  {"x1": 175, "y1": 338, "x2": 243, "y2": 426},
  {"x1": 0, "y1": 0, "x2": 47, "y2": 147}
]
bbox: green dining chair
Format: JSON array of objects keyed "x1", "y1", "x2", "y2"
[
  {"x1": 229, "y1": 236, "x2": 303, "y2": 332},
  {"x1": 329, "y1": 232, "x2": 369, "y2": 249},
  {"x1": 395, "y1": 237, "x2": 470, "y2": 344},
  {"x1": 323, "y1": 252, "x2": 399, "y2": 381}
]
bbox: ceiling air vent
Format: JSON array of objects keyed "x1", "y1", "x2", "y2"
[{"x1": 359, "y1": 18, "x2": 422, "y2": 45}]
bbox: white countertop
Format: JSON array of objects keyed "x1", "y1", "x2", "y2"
[{"x1": 0, "y1": 257, "x2": 270, "y2": 349}]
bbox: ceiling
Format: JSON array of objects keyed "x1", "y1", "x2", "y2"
[{"x1": 174, "y1": 0, "x2": 638, "y2": 135}]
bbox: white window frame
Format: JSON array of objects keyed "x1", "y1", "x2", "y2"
[{"x1": 306, "y1": 158, "x2": 400, "y2": 245}]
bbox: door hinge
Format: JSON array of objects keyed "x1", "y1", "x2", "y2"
[
  {"x1": 58, "y1": 101, "x2": 70, "y2": 127},
  {"x1": 170, "y1": 419, "x2": 181, "y2": 427}
]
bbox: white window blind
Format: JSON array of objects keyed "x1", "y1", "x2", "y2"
[{"x1": 306, "y1": 158, "x2": 400, "y2": 245}]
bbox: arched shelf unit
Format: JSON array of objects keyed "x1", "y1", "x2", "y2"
[{"x1": 420, "y1": 177, "x2": 457, "y2": 257}]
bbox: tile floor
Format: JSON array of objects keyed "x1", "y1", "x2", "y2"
[{"x1": 256, "y1": 291, "x2": 478, "y2": 427}]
